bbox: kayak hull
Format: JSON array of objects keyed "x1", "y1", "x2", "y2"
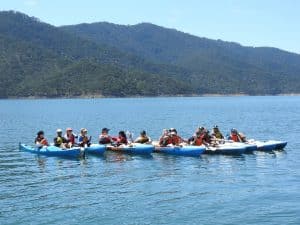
[
  {"x1": 226, "y1": 142, "x2": 258, "y2": 153},
  {"x1": 106, "y1": 144, "x2": 153, "y2": 155},
  {"x1": 154, "y1": 145, "x2": 205, "y2": 157},
  {"x1": 253, "y1": 140, "x2": 287, "y2": 151},
  {"x1": 205, "y1": 144, "x2": 246, "y2": 155},
  {"x1": 19, "y1": 143, "x2": 84, "y2": 158},
  {"x1": 85, "y1": 144, "x2": 106, "y2": 155}
]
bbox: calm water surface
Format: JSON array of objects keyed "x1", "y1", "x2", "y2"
[{"x1": 0, "y1": 96, "x2": 299, "y2": 225}]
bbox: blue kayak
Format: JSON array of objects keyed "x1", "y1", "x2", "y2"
[
  {"x1": 252, "y1": 140, "x2": 287, "y2": 151},
  {"x1": 19, "y1": 143, "x2": 84, "y2": 158},
  {"x1": 154, "y1": 145, "x2": 205, "y2": 157},
  {"x1": 85, "y1": 144, "x2": 106, "y2": 155},
  {"x1": 106, "y1": 144, "x2": 154, "y2": 155},
  {"x1": 205, "y1": 143, "x2": 246, "y2": 155}
]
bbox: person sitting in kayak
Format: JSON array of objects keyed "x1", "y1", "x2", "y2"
[
  {"x1": 188, "y1": 130, "x2": 203, "y2": 146},
  {"x1": 78, "y1": 128, "x2": 91, "y2": 147},
  {"x1": 159, "y1": 129, "x2": 170, "y2": 146},
  {"x1": 202, "y1": 129, "x2": 212, "y2": 145},
  {"x1": 211, "y1": 125, "x2": 224, "y2": 140},
  {"x1": 134, "y1": 130, "x2": 152, "y2": 144},
  {"x1": 169, "y1": 128, "x2": 185, "y2": 146},
  {"x1": 99, "y1": 128, "x2": 112, "y2": 144},
  {"x1": 64, "y1": 127, "x2": 77, "y2": 148},
  {"x1": 35, "y1": 130, "x2": 49, "y2": 147},
  {"x1": 189, "y1": 128, "x2": 211, "y2": 146},
  {"x1": 54, "y1": 129, "x2": 68, "y2": 148},
  {"x1": 229, "y1": 128, "x2": 247, "y2": 142},
  {"x1": 112, "y1": 131, "x2": 128, "y2": 146}
]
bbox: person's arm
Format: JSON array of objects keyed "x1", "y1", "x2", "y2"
[{"x1": 134, "y1": 137, "x2": 141, "y2": 143}]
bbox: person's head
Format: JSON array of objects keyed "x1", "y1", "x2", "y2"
[
  {"x1": 56, "y1": 129, "x2": 63, "y2": 136},
  {"x1": 102, "y1": 128, "x2": 110, "y2": 135},
  {"x1": 37, "y1": 130, "x2": 44, "y2": 138},
  {"x1": 198, "y1": 126, "x2": 205, "y2": 133},
  {"x1": 231, "y1": 128, "x2": 238, "y2": 135},
  {"x1": 196, "y1": 131, "x2": 201, "y2": 137},
  {"x1": 81, "y1": 128, "x2": 88, "y2": 136},
  {"x1": 66, "y1": 128, "x2": 73, "y2": 134},
  {"x1": 169, "y1": 128, "x2": 177, "y2": 134},
  {"x1": 119, "y1": 131, "x2": 126, "y2": 138},
  {"x1": 140, "y1": 130, "x2": 146, "y2": 137},
  {"x1": 170, "y1": 131, "x2": 177, "y2": 137},
  {"x1": 213, "y1": 125, "x2": 219, "y2": 132},
  {"x1": 162, "y1": 129, "x2": 168, "y2": 136}
]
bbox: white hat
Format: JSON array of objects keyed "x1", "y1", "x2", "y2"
[{"x1": 56, "y1": 129, "x2": 62, "y2": 133}]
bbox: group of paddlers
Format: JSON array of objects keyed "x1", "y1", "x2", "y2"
[{"x1": 34, "y1": 126, "x2": 246, "y2": 148}]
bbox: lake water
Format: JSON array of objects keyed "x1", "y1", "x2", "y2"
[{"x1": 0, "y1": 96, "x2": 299, "y2": 225}]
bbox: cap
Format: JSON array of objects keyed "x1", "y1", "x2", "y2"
[
  {"x1": 56, "y1": 129, "x2": 62, "y2": 133},
  {"x1": 102, "y1": 128, "x2": 110, "y2": 132},
  {"x1": 231, "y1": 128, "x2": 237, "y2": 133},
  {"x1": 81, "y1": 128, "x2": 88, "y2": 133},
  {"x1": 170, "y1": 131, "x2": 176, "y2": 135},
  {"x1": 66, "y1": 127, "x2": 73, "y2": 131}
]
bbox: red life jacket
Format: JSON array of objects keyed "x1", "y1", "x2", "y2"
[
  {"x1": 231, "y1": 134, "x2": 240, "y2": 142},
  {"x1": 171, "y1": 135, "x2": 181, "y2": 145},
  {"x1": 66, "y1": 134, "x2": 75, "y2": 144},
  {"x1": 99, "y1": 135, "x2": 112, "y2": 144},
  {"x1": 40, "y1": 138, "x2": 48, "y2": 146},
  {"x1": 117, "y1": 136, "x2": 128, "y2": 145},
  {"x1": 194, "y1": 136, "x2": 203, "y2": 146}
]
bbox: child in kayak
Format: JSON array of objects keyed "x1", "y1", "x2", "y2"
[
  {"x1": 35, "y1": 130, "x2": 49, "y2": 147},
  {"x1": 64, "y1": 127, "x2": 77, "y2": 148},
  {"x1": 211, "y1": 125, "x2": 224, "y2": 140},
  {"x1": 229, "y1": 128, "x2": 247, "y2": 142},
  {"x1": 112, "y1": 131, "x2": 128, "y2": 146},
  {"x1": 54, "y1": 129, "x2": 68, "y2": 148},
  {"x1": 159, "y1": 129, "x2": 170, "y2": 146},
  {"x1": 134, "y1": 130, "x2": 152, "y2": 144},
  {"x1": 99, "y1": 128, "x2": 112, "y2": 144},
  {"x1": 78, "y1": 128, "x2": 91, "y2": 147}
]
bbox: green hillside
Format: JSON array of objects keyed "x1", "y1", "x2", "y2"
[{"x1": 0, "y1": 10, "x2": 299, "y2": 98}]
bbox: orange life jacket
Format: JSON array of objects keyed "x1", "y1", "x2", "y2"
[
  {"x1": 231, "y1": 134, "x2": 240, "y2": 142},
  {"x1": 171, "y1": 135, "x2": 181, "y2": 145},
  {"x1": 193, "y1": 136, "x2": 203, "y2": 146},
  {"x1": 40, "y1": 138, "x2": 48, "y2": 146}
]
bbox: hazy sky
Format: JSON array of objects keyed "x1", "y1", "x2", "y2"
[{"x1": 1, "y1": 0, "x2": 299, "y2": 54}]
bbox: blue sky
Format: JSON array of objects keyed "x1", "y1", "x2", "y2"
[{"x1": 1, "y1": 0, "x2": 299, "y2": 53}]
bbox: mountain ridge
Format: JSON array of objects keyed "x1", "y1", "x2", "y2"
[{"x1": 0, "y1": 10, "x2": 299, "y2": 98}]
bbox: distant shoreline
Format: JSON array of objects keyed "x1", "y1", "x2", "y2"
[{"x1": 2, "y1": 93, "x2": 300, "y2": 100}]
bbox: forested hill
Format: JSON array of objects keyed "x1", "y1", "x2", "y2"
[
  {"x1": 0, "y1": 11, "x2": 300, "y2": 98},
  {"x1": 62, "y1": 22, "x2": 300, "y2": 95}
]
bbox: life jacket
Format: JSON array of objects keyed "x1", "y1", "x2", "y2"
[
  {"x1": 66, "y1": 134, "x2": 75, "y2": 144},
  {"x1": 231, "y1": 134, "x2": 241, "y2": 142},
  {"x1": 193, "y1": 136, "x2": 203, "y2": 146},
  {"x1": 117, "y1": 136, "x2": 128, "y2": 145},
  {"x1": 171, "y1": 135, "x2": 181, "y2": 145},
  {"x1": 40, "y1": 139, "x2": 48, "y2": 146},
  {"x1": 136, "y1": 136, "x2": 149, "y2": 144},
  {"x1": 56, "y1": 136, "x2": 63, "y2": 145},
  {"x1": 159, "y1": 135, "x2": 170, "y2": 146},
  {"x1": 36, "y1": 137, "x2": 48, "y2": 146},
  {"x1": 214, "y1": 132, "x2": 223, "y2": 139},
  {"x1": 99, "y1": 135, "x2": 112, "y2": 144}
]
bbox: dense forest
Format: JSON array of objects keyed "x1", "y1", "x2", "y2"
[{"x1": 0, "y1": 11, "x2": 299, "y2": 98}]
